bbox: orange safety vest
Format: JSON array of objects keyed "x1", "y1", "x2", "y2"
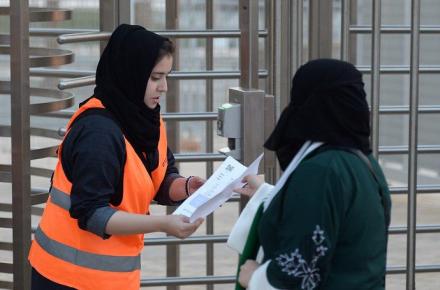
[{"x1": 28, "y1": 98, "x2": 168, "y2": 290}]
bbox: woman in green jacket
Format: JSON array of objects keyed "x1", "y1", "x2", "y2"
[{"x1": 230, "y1": 59, "x2": 391, "y2": 290}]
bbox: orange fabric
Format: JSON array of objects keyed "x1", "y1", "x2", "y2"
[{"x1": 28, "y1": 98, "x2": 168, "y2": 290}]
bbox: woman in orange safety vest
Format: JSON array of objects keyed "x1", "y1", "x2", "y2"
[{"x1": 29, "y1": 24, "x2": 204, "y2": 290}]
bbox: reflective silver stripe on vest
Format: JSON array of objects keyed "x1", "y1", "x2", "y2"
[
  {"x1": 49, "y1": 187, "x2": 71, "y2": 210},
  {"x1": 35, "y1": 227, "x2": 141, "y2": 272}
]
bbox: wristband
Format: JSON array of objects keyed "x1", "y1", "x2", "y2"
[{"x1": 185, "y1": 176, "x2": 194, "y2": 197}]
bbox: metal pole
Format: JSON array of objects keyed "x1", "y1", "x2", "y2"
[
  {"x1": 341, "y1": 0, "x2": 350, "y2": 61},
  {"x1": 274, "y1": 0, "x2": 294, "y2": 116},
  {"x1": 10, "y1": 1, "x2": 32, "y2": 289},
  {"x1": 99, "y1": 0, "x2": 130, "y2": 52},
  {"x1": 205, "y1": 1, "x2": 214, "y2": 289},
  {"x1": 239, "y1": 0, "x2": 259, "y2": 89},
  {"x1": 165, "y1": 1, "x2": 180, "y2": 289},
  {"x1": 406, "y1": 0, "x2": 420, "y2": 289},
  {"x1": 308, "y1": 0, "x2": 333, "y2": 59},
  {"x1": 370, "y1": 0, "x2": 381, "y2": 157},
  {"x1": 265, "y1": 0, "x2": 274, "y2": 95},
  {"x1": 349, "y1": 0, "x2": 358, "y2": 64},
  {"x1": 295, "y1": 0, "x2": 304, "y2": 67},
  {"x1": 99, "y1": 0, "x2": 117, "y2": 52}
]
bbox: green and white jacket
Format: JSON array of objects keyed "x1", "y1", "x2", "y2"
[{"x1": 228, "y1": 142, "x2": 391, "y2": 290}]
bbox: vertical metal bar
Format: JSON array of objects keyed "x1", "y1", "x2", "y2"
[
  {"x1": 165, "y1": 1, "x2": 180, "y2": 289},
  {"x1": 205, "y1": 1, "x2": 214, "y2": 288},
  {"x1": 341, "y1": 0, "x2": 350, "y2": 61},
  {"x1": 370, "y1": 0, "x2": 381, "y2": 157},
  {"x1": 117, "y1": 0, "x2": 131, "y2": 24},
  {"x1": 10, "y1": 1, "x2": 31, "y2": 289},
  {"x1": 263, "y1": 0, "x2": 277, "y2": 184},
  {"x1": 308, "y1": 0, "x2": 333, "y2": 59},
  {"x1": 265, "y1": 0, "x2": 274, "y2": 94},
  {"x1": 296, "y1": 0, "x2": 304, "y2": 66},
  {"x1": 349, "y1": 0, "x2": 358, "y2": 64},
  {"x1": 239, "y1": 0, "x2": 259, "y2": 89},
  {"x1": 406, "y1": 0, "x2": 420, "y2": 289},
  {"x1": 274, "y1": 0, "x2": 293, "y2": 115},
  {"x1": 165, "y1": 0, "x2": 180, "y2": 148},
  {"x1": 264, "y1": 95, "x2": 276, "y2": 184},
  {"x1": 99, "y1": 0, "x2": 118, "y2": 52}
]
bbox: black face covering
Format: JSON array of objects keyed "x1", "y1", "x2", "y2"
[
  {"x1": 89, "y1": 24, "x2": 169, "y2": 172},
  {"x1": 265, "y1": 59, "x2": 371, "y2": 170}
]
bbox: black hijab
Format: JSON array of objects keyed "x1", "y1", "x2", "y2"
[
  {"x1": 265, "y1": 59, "x2": 371, "y2": 170},
  {"x1": 91, "y1": 24, "x2": 169, "y2": 172}
]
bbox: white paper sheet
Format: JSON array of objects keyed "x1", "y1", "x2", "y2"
[{"x1": 173, "y1": 153, "x2": 264, "y2": 222}]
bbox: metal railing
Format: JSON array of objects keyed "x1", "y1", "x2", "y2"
[
  {"x1": 3, "y1": 1, "x2": 440, "y2": 289},
  {"x1": 341, "y1": 0, "x2": 440, "y2": 289}
]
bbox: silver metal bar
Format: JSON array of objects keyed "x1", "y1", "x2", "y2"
[
  {"x1": 30, "y1": 146, "x2": 57, "y2": 160},
  {"x1": 0, "y1": 46, "x2": 74, "y2": 68},
  {"x1": 387, "y1": 264, "x2": 440, "y2": 275},
  {"x1": 273, "y1": 1, "x2": 294, "y2": 115},
  {"x1": 58, "y1": 75, "x2": 94, "y2": 89},
  {"x1": 0, "y1": 263, "x2": 13, "y2": 274},
  {"x1": 389, "y1": 185, "x2": 440, "y2": 195},
  {"x1": 99, "y1": 0, "x2": 116, "y2": 52},
  {"x1": 341, "y1": 0, "x2": 350, "y2": 60},
  {"x1": 31, "y1": 192, "x2": 49, "y2": 205},
  {"x1": 33, "y1": 111, "x2": 219, "y2": 121},
  {"x1": 164, "y1": 3, "x2": 180, "y2": 289},
  {"x1": 170, "y1": 70, "x2": 268, "y2": 79},
  {"x1": 30, "y1": 28, "x2": 97, "y2": 36},
  {"x1": 296, "y1": 0, "x2": 303, "y2": 66},
  {"x1": 265, "y1": 0, "x2": 273, "y2": 94},
  {"x1": 378, "y1": 105, "x2": 440, "y2": 115},
  {"x1": 30, "y1": 68, "x2": 94, "y2": 78},
  {"x1": 206, "y1": 2, "x2": 215, "y2": 288},
  {"x1": 32, "y1": 68, "x2": 269, "y2": 79},
  {"x1": 370, "y1": 0, "x2": 381, "y2": 157},
  {"x1": 144, "y1": 235, "x2": 228, "y2": 246},
  {"x1": 10, "y1": 1, "x2": 31, "y2": 288},
  {"x1": 350, "y1": 25, "x2": 440, "y2": 34},
  {"x1": 57, "y1": 70, "x2": 269, "y2": 90},
  {"x1": 348, "y1": 0, "x2": 358, "y2": 64},
  {"x1": 378, "y1": 145, "x2": 440, "y2": 154},
  {"x1": 0, "y1": 281, "x2": 13, "y2": 289},
  {"x1": 357, "y1": 65, "x2": 440, "y2": 74},
  {"x1": 141, "y1": 275, "x2": 235, "y2": 287},
  {"x1": 0, "y1": 126, "x2": 63, "y2": 140},
  {"x1": 389, "y1": 224, "x2": 440, "y2": 235},
  {"x1": 407, "y1": 0, "x2": 421, "y2": 288},
  {"x1": 0, "y1": 81, "x2": 75, "y2": 115},
  {"x1": 309, "y1": 0, "x2": 333, "y2": 59},
  {"x1": 164, "y1": 112, "x2": 218, "y2": 121},
  {"x1": 239, "y1": 0, "x2": 259, "y2": 89},
  {"x1": 174, "y1": 153, "x2": 226, "y2": 162},
  {"x1": 0, "y1": 242, "x2": 13, "y2": 251},
  {"x1": 0, "y1": 218, "x2": 13, "y2": 228},
  {"x1": 56, "y1": 30, "x2": 268, "y2": 44}
]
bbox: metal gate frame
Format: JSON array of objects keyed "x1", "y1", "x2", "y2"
[{"x1": 3, "y1": 1, "x2": 440, "y2": 290}]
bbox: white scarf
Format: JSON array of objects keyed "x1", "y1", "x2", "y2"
[{"x1": 227, "y1": 141, "x2": 323, "y2": 254}]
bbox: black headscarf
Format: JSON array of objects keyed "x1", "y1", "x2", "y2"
[
  {"x1": 90, "y1": 24, "x2": 169, "y2": 172},
  {"x1": 265, "y1": 59, "x2": 371, "y2": 170}
]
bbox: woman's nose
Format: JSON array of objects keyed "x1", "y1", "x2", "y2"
[{"x1": 158, "y1": 79, "x2": 168, "y2": 92}]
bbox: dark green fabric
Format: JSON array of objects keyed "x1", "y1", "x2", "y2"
[
  {"x1": 234, "y1": 204, "x2": 264, "y2": 290},
  {"x1": 258, "y1": 149, "x2": 391, "y2": 290}
]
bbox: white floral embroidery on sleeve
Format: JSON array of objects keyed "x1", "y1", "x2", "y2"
[{"x1": 275, "y1": 225, "x2": 328, "y2": 290}]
